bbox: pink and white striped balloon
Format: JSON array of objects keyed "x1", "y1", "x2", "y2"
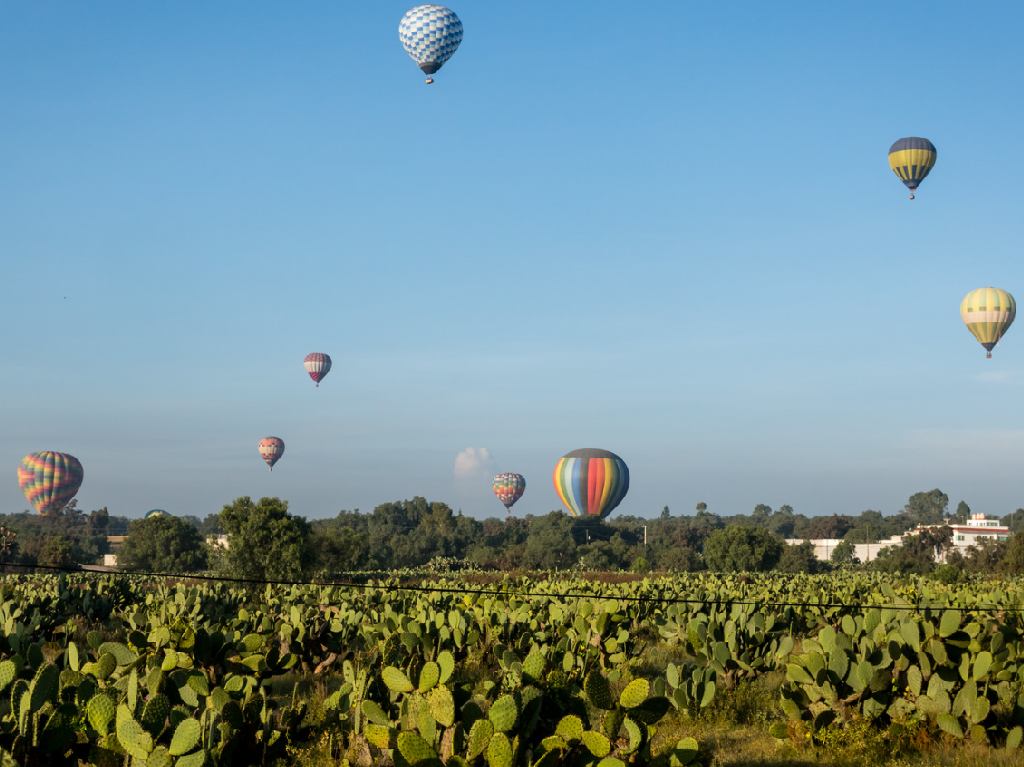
[{"x1": 303, "y1": 352, "x2": 332, "y2": 387}]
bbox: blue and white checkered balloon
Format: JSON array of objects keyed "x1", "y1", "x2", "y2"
[{"x1": 399, "y1": 5, "x2": 463, "y2": 82}]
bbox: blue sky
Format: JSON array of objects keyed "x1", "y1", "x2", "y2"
[{"x1": 3, "y1": 2, "x2": 1024, "y2": 521}]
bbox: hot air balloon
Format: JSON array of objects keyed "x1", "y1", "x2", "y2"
[
  {"x1": 888, "y1": 137, "x2": 936, "y2": 199},
  {"x1": 492, "y1": 472, "x2": 526, "y2": 512},
  {"x1": 961, "y1": 287, "x2": 1015, "y2": 359},
  {"x1": 303, "y1": 352, "x2": 332, "y2": 387},
  {"x1": 399, "y1": 5, "x2": 463, "y2": 84},
  {"x1": 17, "y1": 451, "x2": 84, "y2": 515},
  {"x1": 553, "y1": 449, "x2": 629, "y2": 520},
  {"x1": 258, "y1": 437, "x2": 285, "y2": 470}
]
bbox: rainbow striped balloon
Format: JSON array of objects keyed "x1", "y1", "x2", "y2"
[
  {"x1": 552, "y1": 448, "x2": 629, "y2": 520},
  {"x1": 17, "y1": 451, "x2": 84, "y2": 515}
]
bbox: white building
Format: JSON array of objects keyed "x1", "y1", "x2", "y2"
[
  {"x1": 784, "y1": 538, "x2": 896, "y2": 563},
  {"x1": 940, "y1": 514, "x2": 1010, "y2": 561},
  {"x1": 786, "y1": 514, "x2": 1011, "y2": 564}
]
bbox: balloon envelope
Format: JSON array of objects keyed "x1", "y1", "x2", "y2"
[
  {"x1": 18, "y1": 451, "x2": 84, "y2": 515},
  {"x1": 553, "y1": 448, "x2": 629, "y2": 520},
  {"x1": 888, "y1": 137, "x2": 936, "y2": 198},
  {"x1": 303, "y1": 352, "x2": 332, "y2": 387},
  {"x1": 961, "y1": 287, "x2": 1015, "y2": 358},
  {"x1": 258, "y1": 437, "x2": 285, "y2": 470},
  {"x1": 492, "y1": 472, "x2": 526, "y2": 511},
  {"x1": 399, "y1": 5, "x2": 463, "y2": 80}
]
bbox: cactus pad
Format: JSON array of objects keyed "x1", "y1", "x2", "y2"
[
  {"x1": 488, "y1": 694, "x2": 518, "y2": 733},
  {"x1": 116, "y1": 703, "x2": 154, "y2": 760},
  {"x1": 437, "y1": 650, "x2": 455, "y2": 684},
  {"x1": 429, "y1": 687, "x2": 456, "y2": 728},
  {"x1": 486, "y1": 732, "x2": 513, "y2": 767},
  {"x1": 585, "y1": 671, "x2": 615, "y2": 710},
  {"x1": 581, "y1": 730, "x2": 611, "y2": 757},
  {"x1": 383, "y1": 666, "x2": 415, "y2": 693},
  {"x1": 618, "y1": 679, "x2": 650, "y2": 709},
  {"x1": 397, "y1": 731, "x2": 438, "y2": 764},
  {"x1": 418, "y1": 661, "x2": 441, "y2": 692},
  {"x1": 467, "y1": 718, "x2": 494, "y2": 760},
  {"x1": 555, "y1": 715, "x2": 584, "y2": 741},
  {"x1": 168, "y1": 717, "x2": 201, "y2": 755}
]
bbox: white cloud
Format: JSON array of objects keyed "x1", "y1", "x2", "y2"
[
  {"x1": 974, "y1": 370, "x2": 1012, "y2": 384},
  {"x1": 453, "y1": 447, "x2": 494, "y2": 480}
]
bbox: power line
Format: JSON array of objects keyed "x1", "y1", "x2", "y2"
[{"x1": 2, "y1": 561, "x2": 1021, "y2": 613}]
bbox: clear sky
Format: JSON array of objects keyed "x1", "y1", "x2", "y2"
[{"x1": 3, "y1": 2, "x2": 1024, "y2": 522}]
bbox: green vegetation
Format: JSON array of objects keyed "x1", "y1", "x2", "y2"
[
  {"x1": 117, "y1": 514, "x2": 208, "y2": 573},
  {"x1": 0, "y1": 571, "x2": 1021, "y2": 765}
]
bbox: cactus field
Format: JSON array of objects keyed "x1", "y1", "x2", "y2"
[{"x1": 0, "y1": 571, "x2": 1022, "y2": 766}]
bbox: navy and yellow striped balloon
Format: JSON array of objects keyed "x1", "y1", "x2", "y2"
[
  {"x1": 888, "y1": 137, "x2": 936, "y2": 199},
  {"x1": 552, "y1": 448, "x2": 629, "y2": 520},
  {"x1": 17, "y1": 451, "x2": 84, "y2": 515}
]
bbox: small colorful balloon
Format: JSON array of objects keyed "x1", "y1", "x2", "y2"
[
  {"x1": 492, "y1": 472, "x2": 526, "y2": 512},
  {"x1": 303, "y1": 352, "x2": 332, "y2": 387},
  {"x1": 258, "y1": 437, "x2": 285, "y2": 470},
  {"x1": 17, "y1": 451, "x2": 84, "y2": 515},
  {"x1": 399, "y1": 4, "x2": 463, "y2": 84}
]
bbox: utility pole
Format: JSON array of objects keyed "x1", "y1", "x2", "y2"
[{"x1": 643, "y1": 525, "x2": 648, "y2": 547}]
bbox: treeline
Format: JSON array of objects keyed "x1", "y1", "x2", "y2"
[{"x1": 3, "y1": 489, "x2": 1023, "y2": 579}]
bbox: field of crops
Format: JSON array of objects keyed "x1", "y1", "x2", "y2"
[{"x1": 0, "y1": 571, "x2": 1022, "y2": 766}]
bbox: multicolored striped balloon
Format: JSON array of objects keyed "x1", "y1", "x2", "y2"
[
  {"x1": 399, "y1": 5, "x2": 463, "y2": 84},
  {"x1": 552, "y1": 448, "x2": 629, "y2": 520},
  {"x1": 961, "y1": 287, "x2": 1015, "y2": 358},
  {"x1": 492, "y1": 472, "x2": 526, "y2": 512},
  {"x1": 258, "y1": 437, "x2": 285, "y2": 471},
  {"x1": 17, "y1": 451, "x2": 84, "y2": 515},
  {"x1": 888, "y1": 137, "x2": 937, "y2": 200},
  {"x1": 303, "y1": 352, "x2": 332, "y2": 387}
]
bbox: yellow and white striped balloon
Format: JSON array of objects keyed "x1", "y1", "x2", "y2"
[{"x1": 960, "y1": 287, "x2": 1015, "y2": 358}]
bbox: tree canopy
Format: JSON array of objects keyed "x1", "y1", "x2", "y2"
[
  {"x1": 118, "y1": 514, "x2": 207, "y2": 573},
  {"x1": 217, "y1": 496, "x2": 313, "y2": 581}
]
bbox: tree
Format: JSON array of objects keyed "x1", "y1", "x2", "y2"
[
  {"x1": 1000, "y1": 534, "x2": 1024, "y2": 575},
  {"x1": 830, "y1": 540, "x2": 858, "y2": 567},
  {"x1": 695, "y1": 502, "x2": 708, "y2": 514},
  {"x1": 118, "y1": 514, "x2": 207, "y2": 572},
  {"x1": 871, "y1": 527, "x2": 951, "y2": 575},
  {"x1": 660, "y1": 506, "x2": 671, "y2": 520},
  {"x1": 39, "y1": 535, "x2": 75, "y2": 568},
  {"x1": 703, "y1": 525, "x2": 783, "y2": 572},
  {"x1": 218, "y1": 497, "x2": 313, "y2": 581},
  {"x1": 903, "y1": 489, "x2": 949, "y2": 526},
  {"x1": 521, "y1": 512, "x2": 577, "y2": 570},
  {"x1": 803, "y1": 514, "x2": 851, "y2": 540},
  {"x1": 777, "y1": 541, "x2": 820, "y2": 573},
  {"x1": 953, "y1": 500, "x2": 971, "y2": 523},
  {"x1": 843, "y1": 510, "x2": 887, "y2": 543},
  {"x1": 770, "y1": 505, "x2": 797, "y2": 537},
  {"x1": 751, "y1": 504, "x2": 772, "y2": 526},
  {"x1": 957, "y1": 537, "x2": 1006, "y2": 574},
  {"x1": 1002, "y1": 508, "x2": 1024, "y2": 534}
]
